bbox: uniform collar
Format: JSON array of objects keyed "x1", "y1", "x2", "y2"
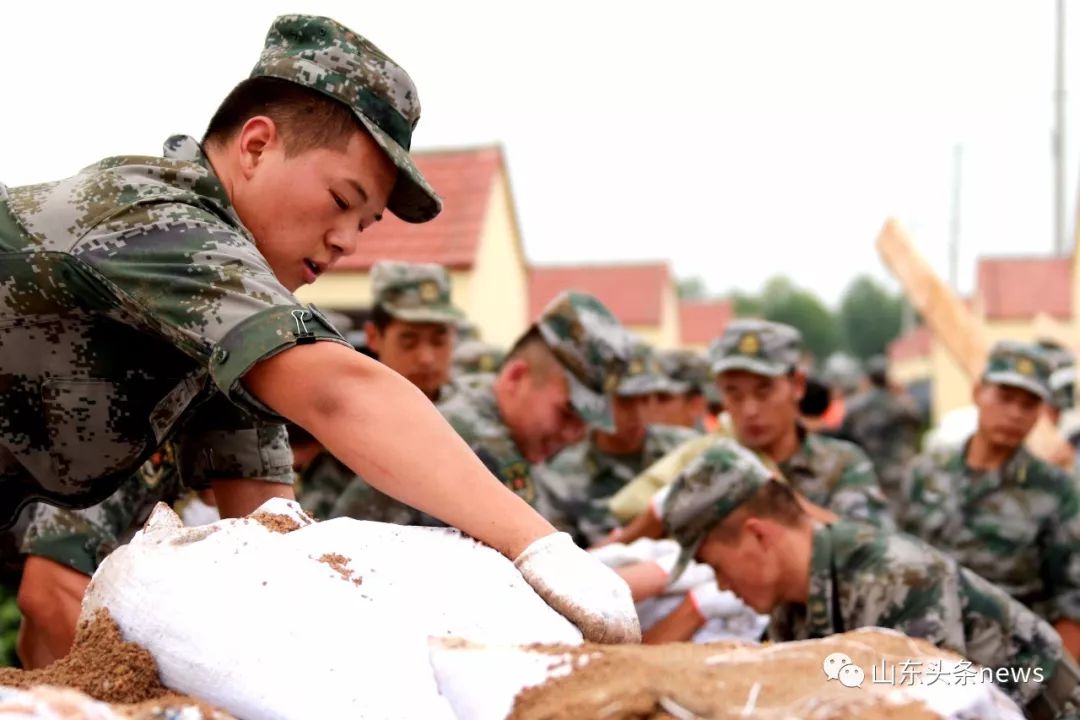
[{"x1": 162, "y1": 134, "x2": 243, "y2": 227}]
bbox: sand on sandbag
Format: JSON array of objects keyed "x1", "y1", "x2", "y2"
[
  {"x1": 0, "y1": 610, "x2": 229, "y2": 718},
  {"x1": 508, "y1": 630, "x2": 993, "y2": 720}
]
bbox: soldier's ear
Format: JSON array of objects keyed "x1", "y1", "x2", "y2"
[
  {"x1": 235, "y1": 115, "x2": 281, "y2": 179},
  {"x1": 790, "y1": 370, "x2": 807, "y2": 403},
  {"x1": 501, "y1": 357, "x2": 531, "y2": 389}
]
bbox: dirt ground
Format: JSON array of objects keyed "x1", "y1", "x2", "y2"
[{"x1": 510, "y1": 630, "x2": 969, "y2": 720}]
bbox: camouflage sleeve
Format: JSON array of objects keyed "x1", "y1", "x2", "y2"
[
  {"x1": 76, "y1": 203, "x2": 351, "y2": 421},
  {"x1": 174, "y1": 394, "x2": 294, "y2": 487},
  {"x1": 897, "y1": 454, "x2": 931, "y2": 535},
  {"x1": 20, "y1": 468, "x2": 166, "y2": 575},
  {"x1": 1042, "y1": 471, "x2": 1080, "y2": 622},
  {"x1": 829, "y1": 445, "x2": 895, "y2": 531}
]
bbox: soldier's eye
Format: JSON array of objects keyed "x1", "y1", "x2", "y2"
[{"x1": 331, "y1": 192, "x2": 349, "y2": 211}]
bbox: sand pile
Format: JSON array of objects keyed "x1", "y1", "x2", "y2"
[
  {"x1": 430, "y1": 629, "x2": 1026, "y2": 720},
  {"x1": 0, "y1": 610, "x2": 231, "y2": 719}
]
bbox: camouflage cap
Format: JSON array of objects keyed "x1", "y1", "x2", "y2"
[
  {"x1": 662, "y1": 438, "x2": 778, "y2": 579},
  {"x1": 534, "y1": 291, "x2": 632, "y2": 432},
  {"x1": 982, "y1": 340, "x2": 1053, "y2": 401},
  {"x1": 252, "y1": 15, "x2": 441, "y2": 223},
  {"x1": 658, "y1": 349, "x2": 711, "y2": 395},
  {"x1": 617, "y1": 339, "x2": 679, "y2": 397},
  {"x1": 371, "y1": 261, "x2": 464, "y2": 324},
  {"x1": 708, "y1": 320, "x2": 802, "y2": 377},
  {"x1": 452, "y1": 339, "x2": 506, "y2": 377}
]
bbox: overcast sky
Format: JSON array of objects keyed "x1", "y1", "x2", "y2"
[{"x1": 1, "y1": 1, "x2": 1075, "y2": 305}]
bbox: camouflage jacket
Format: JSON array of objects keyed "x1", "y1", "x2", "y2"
[
  {"x1": 21, "y1": 447, "x2": 183, "y2": 575},
  {"x1": 537, "y1": 424, "x2": 699, "y2": 545},
  {"x1": 770, "y1": 521, "x2": 1072, "y2": 709},
  {"x1": 436, "y1": 380, "x2": 560, "y2": 519},
  {"x1": 296, "y1": 452, "x2": 357, "y2": 522},
  {"x1": 899, "y1": 441, "x2": 1080, "y2": 622},
  {"x1": 0, "y1": 136, "x2": 350, "y2": 526},
  {"x1": 839, "y1": 387, "x2": 921, "y2": 499},
  {"x1": 778, "y1": 429, "x2": 895, "y2": 530}
]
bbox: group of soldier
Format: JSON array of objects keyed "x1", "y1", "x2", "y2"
[{"x1": 2, "y1": 10, "x2": 1080, "y2": 719}]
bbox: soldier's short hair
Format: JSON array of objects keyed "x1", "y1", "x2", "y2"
[
  {"x1": 203, "y1": 76, "x2": 366, "y2": 157},
  {"x1": 367, "y1": 304, "x2": 395, "y2": 333},
  {"x1": 713, "y1": 479, "x2": 806, "y2": 540},
  {"x1": 505, "y1": 327, "x2": 561, "y2": 383}
]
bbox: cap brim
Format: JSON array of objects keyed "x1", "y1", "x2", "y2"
[
  {"x1": 617, "y1": 374, "x2": 680, "y2": 397},
  {"x1": 669, "y1": 536, "x2": 704, "y2": 583},
  {"x1": 712, "y1": 357, "x2": 787, "y2": 377},
  {"x1": 983, "y1": 372, "x2": 1049, "y2": 401},
  {"x1": 564, "y1": 368, "x2": 615, "y2": 432},
  {"x1": 384, "y1": 304, "x2": 465, "y2": 325},
  {"x1": 354, "y1": 113, "x2": 442, "y2": 224}
]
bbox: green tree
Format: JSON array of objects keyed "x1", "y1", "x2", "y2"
[
  {"x1": 677, "y1": 276, "x2": 708, "y2": 300},
  {"x1": 731, "y1": 276, "x2": 840, "y2": 361},
  {"x1": 837, "y1": 276, "x2": 904, "y2": 361}
]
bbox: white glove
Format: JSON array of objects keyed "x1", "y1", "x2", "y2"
[
  {"x1": 515, "y1": 532, "x2": 641, "y2": 644},
  {"x1": 687, "y1": 582, "x2": 746, "y2": 621}
]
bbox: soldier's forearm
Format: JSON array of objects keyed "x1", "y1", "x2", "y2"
[
  {"x1": 17, "y1": 556, "x2": 90, "y2": 668},
  {"x1": 211, "y1": 478, "x2": 294, "y2": 519},
  {"x1": 642, "y1": 596, "x2": 703, "y2": 645},
  {"x1": 244, "y1": 342, "x2": 555, "y2": 558}
]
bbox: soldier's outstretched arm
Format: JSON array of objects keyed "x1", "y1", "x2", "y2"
[{"x1": 244, "y1": 341, "x2": 640, "y2": 643}]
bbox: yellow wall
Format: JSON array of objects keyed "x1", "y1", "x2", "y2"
[
  {"x1": 654, "y1": 279, "x2": 681, "y2": 349},
  {"x1": 462, "y1": 173, "x2": 528, "y2": 347}
]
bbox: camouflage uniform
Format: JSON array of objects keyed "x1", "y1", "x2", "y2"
[
  {"x1": 839, "y1": 383, "x2": 921, "y2": 506},
  {"x1": 21, "y1": 446, "x2": 183, "y2": 576},
  {"x1": 300, "y1": 261, "x2": 463, "y2": 523},
  {"x1": 437, "y1": 291, "x2": 631, "y2": 517},
  {"x1": 900, "y1": 341, "x2": 1080, "y2": 624},
  {"x1": 537, "y1": 339, "x2": 699, "y2": 544},
  {"x1": 663, "y1": 440, "x2": 1080, "y2": 716},
  {"x1": 779, "y1": 427, "x2": 894, "y2": 530},
  {"x1": 0, "y1": 15, "x2": 440, "y2": 528}
]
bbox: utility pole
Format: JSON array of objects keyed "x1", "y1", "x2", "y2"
[
  {"x1": 949, "y1": 144, "x2": 962, "y2": 291},
  {"x1": 1054, "y1": 0, "x2": 1067, "y2": 255}
]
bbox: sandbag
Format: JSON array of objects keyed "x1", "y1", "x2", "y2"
[
  {"x1": 429, "y1": 628, "x2": 1025, "y2": 720},
  {"x1": 83, "y1": 499, "x2": 582, "y2": 719}
]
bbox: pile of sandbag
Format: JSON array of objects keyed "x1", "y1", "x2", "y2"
[
  {"x1": 82, "y1": 499, "x2": 582, "y2": 719},
  {"x1": 429, "y1": 628, "x2": 1025, "y2": 720}
]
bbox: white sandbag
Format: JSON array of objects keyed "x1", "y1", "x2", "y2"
[{"x1": 83, "y1": 499, "x2": 582, "y2": 720}]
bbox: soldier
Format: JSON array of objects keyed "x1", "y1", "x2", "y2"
[
  {"x1": 17, "y1": 448, "x2": 186, "y2": 668},
  {"x1": 838, "y1": 355, "x2": 922, "y2": 508},
  {"x1": 298, "y1": 260, "x2": 463, "y2": 522},
  {"x1": 536, "y1": 339, "x2": 699, "y2": 546},
  {"x1": 451, "y1": 339, "x2": 506, "y2": 381},
  {"x1": 900, "y1": 341, "x2": 1080, "y2": 658},
  {"x1": 363, "y1": 260, "x2": 463, "y2": 403},
  {"x1": 0, "y1": 15, "x2": 637, "y2": 643},
  {"x1": 654, "y1": 439, "x2": 1080, "y2": 718},
  {"x1": 645, "y1": 349, "x2": 713, "y2": 430},
  {"x1": 608, "y1": 320, "x2": 893, "y2": 539},
  {"x1": 437, "y1": 291, "x2": 632, "y2": 522}
]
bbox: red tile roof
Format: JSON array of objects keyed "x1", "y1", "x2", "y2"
[
  {"x1": 333, "y1": 146, "x2": 504, "y2": 271},
  {"x1": 679, "y1": 300, "x2": 734, "y2": 345},
  {"x1": 528, "y1": 263, "x2": 671, "y2": 325},
  {"x1": 976, "y1": 256, "x2": 1072, "y2": 320},
  {"x1": 888, "y1": 325, "x2": 932, "y2": 363}
]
